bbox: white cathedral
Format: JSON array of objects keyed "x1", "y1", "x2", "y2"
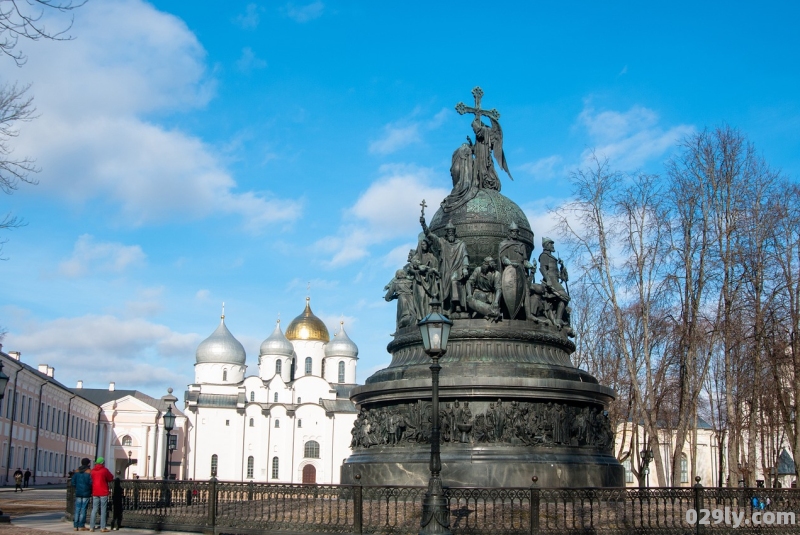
[{"x1": 184, "y1": 298, "x2": 359, "y2": 484}]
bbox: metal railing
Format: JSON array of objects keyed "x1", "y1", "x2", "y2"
[{"x1": 66, "y1": 479, "x2": 800, "y2": 534}]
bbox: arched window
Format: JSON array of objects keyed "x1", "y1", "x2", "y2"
[
  {"x1": 247, "y1": 456, "x2": 254, "y2": 479},
  {"x1": 321, "y1": 359, "x2": 326, "y2": 379},
  {"x1": 250, "y1": 391, "x2": 254, "y2": 402},
  {"x1": 275, "y1": 360, "x2": 282, "y2": 375},
  {"x1": 305, "y1": 357, "x2": 312, "y2": 375},
  {"x1": 222, "y1": 370, "x2": 228, "y2": 381},
  {"x1": 273, "y1": 392, "x2": 278, "y2": 402},
  {"x1": 271, "y1": 457, "x2": 279, "y2": 479},
  {"x1": 249, "y1": 418, "x2": 254, "y2": 427},
  {"x1": 210, "y1": 454, "x2": 218, "y2": 476},
  {"x1": 680, "y1": 454, "x2": 689, "y2": 483},
  {"x1": 338, "y1": 361, "x2": 345, "y2": 383},
  {"x1": 623, "y1": 458, "x2": 633, "y2": 484},
  {"x1": 304, "y1": 440, "x2": 320, "y2": 459},
  {"x1": 274, "y1": 419, "x2": 280, "y2": 428},
  {"x1": 122, "y1": 435, "x2": 132, "y2": 447},
  {"x1": 297, "y1": 397, "x2": 302, "y2": 404}
]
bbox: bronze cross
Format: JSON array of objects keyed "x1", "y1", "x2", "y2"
[
  {"x1": 420, "y1": 199, "x2": 427, "y2": 218},
  {"x1": 455, "y1": 86, "x2": 500, "y2": 121}
]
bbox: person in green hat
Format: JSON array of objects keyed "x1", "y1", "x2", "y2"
[{"x1": 89, "y1": 457, "x2": 114, "y2": 532}]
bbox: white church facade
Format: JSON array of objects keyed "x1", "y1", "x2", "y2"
[{"x1": 184, "y1": 298, "x2": 359, "y2": 484}]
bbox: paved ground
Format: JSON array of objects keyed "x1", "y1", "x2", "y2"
[{"x1": 0, "y1": 489, "x2": 192, "y2": 535}]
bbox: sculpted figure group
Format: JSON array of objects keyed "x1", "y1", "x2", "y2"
[
  {"x1": 350, "y1": 399, "x2": 614, "y2": 452},
  {"x1": 385, "y1": 214, "x2": 573, "y2": 335}
]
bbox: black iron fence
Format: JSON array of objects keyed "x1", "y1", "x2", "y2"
[{"x1": 66, "y1": 479, "x2": 800, "y2": 534}]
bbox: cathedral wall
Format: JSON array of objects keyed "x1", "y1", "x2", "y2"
[{"x1": 194, "y1": 362, "x2": 245, "y2": 385}]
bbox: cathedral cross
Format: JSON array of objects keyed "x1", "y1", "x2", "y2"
[{"x1": 455, "y1": 86, "x2": 500, "y2": 121}]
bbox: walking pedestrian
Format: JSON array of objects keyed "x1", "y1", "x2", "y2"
[
  {"x1": 13, "y1": 468, "x2": 23, "y2": 492},
  {"x1": 71, "y1": 458, "x2": 92, "y2": 531},
  {"x1": 88, "y1": 457, "x2": 114, "y2": 532},
  {"x1": 23, "y1": 468, "x2": 31, "y2": 488}
]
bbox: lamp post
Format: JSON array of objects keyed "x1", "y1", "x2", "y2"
[
  {"x1": 417, "y1": 299, "x2": 453, "y2": 535},
  {"x1": 640, "y1": 448, "x2": 654, "y2": 488},
  {"x1": 126, "y1": 450, "x2": 132, "y2": 479},
  {"x1": 0, "y1": 361, "x2": 9, "y2": 522},
  {"x1": 162, "y1": 405, "x2": 175, "y2": 480}
]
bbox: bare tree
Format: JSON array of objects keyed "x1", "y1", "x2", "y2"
[{"x1": 0, "y1": 0, "x2": 84, "y2": 256}]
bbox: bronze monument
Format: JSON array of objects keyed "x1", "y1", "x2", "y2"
[{"x1": 344, "y1": 88, "x2": 623, "y2": 488}]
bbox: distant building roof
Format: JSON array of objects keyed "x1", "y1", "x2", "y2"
[
  {"x1": 71, "y1": 388, "x2": 185, "y2": 415},
  {"x1": 778, "y1": 448, "x2": 796, "y2": 476},
  {"x1": 321, "y1": 399, "x2": 357, "y2": 414},
  {"x1": 1, "y1": 351, "x2": 99, "y2": 407}
]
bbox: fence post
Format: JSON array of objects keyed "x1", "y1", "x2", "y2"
[
  {"x1": 66, "y1": 483, "x2": 75, "y2": 520},
  {"x1": 353, "y1": 474, "x2": 363, "y2": 535},
  {"x1": 530, "y1": 476, "x2": 539, "y2": 535},
  {"x1": 205, "y1": 476, "x2": 217, "y2": 535},
  {"x1": 693, "y1": 476, "x2": 703, "y2": 535}
]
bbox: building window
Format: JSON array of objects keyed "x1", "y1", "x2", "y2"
[
  {"x1": 211, "y1": 454, "x2": 218, "y2": 476},
  {"x1": 297, "y1": 397, "x2": 302, "y2": 404},
  {"x1": 304, "y1": 440, "x2": 320, "y2": 459},
  {"x1": 623, "y1": 459, "x2": 633, "y2": 484},
  {"x1": 122, "y1": 435, "x2": 132, "y2": 447},
  {"x1": 274, "y1": 392, "x2": 278, "y2": 402},
  {"x1": 305, "y1": 357, "x2": 312, "y2": 375},
  {"x1": 275, "y1": 360, "x2": 282, "y2": 375},
  {"x1": 250, "y1": 391, "x2": 254, "y2": 402},
  {"x1": 222, "y1": 370, "x2": 228, "y2": 381},
  {"x1": 680, "y1": 454, "x2": 689, "y2": 484},
  {"x1": 247, "y1": 456, "x2": 254, "y2": 479},
  {"x1": 338, "y1": 361, "x2": 345, "y2": 383},
  {"x1": 271, "y1": 457, "x2": 279, "y2": 479},
  {"x1": 297, "y1": 419, "x2": 302, "y2": 428},
  {"x1": 225, "y1": 420, "x2": 230, "y2": 426},
  {"x1": 249, "y1": 418, "x2": 254, "y2": 427},
  {"x1": 274, "y1": 419, "x2": 280, "y2": 428}
]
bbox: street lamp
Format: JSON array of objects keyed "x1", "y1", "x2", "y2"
[
  {"x1": 162, "y1": 405, "x2": 175, "y2": 480},
  {"x1": 0, "y1": 361, "x2": 9, "y2": 522},
  {"x1": 417, "y1": 299, "x2": 453, "y2": 535},
  {"x1": 640, "y1": 448, "x2": 654, "y2": 488}
]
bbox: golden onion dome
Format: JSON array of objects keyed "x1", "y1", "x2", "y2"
[{"x1": 285, "y1": 297, "x2": 330, "y2": 342}]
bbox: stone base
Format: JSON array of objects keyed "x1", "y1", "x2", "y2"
[{"x1": 342, "y1": 444, "x2": 623, "y2": 488}]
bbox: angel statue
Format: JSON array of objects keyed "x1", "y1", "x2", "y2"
[{"x1": 442, "y1": 87, "x2": 513, "y2": 213}]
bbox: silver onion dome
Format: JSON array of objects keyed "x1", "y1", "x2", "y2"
[
  {"x1": 260, "y1": 320, "x2": 294, "y2": 357},
  {"x1": 325, "y1": 322, "x2": 358, "y2": 359},
  {"x1": 195, "y1": 314, "x2": 246, "y2": 365}
]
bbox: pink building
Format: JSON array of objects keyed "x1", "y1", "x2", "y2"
[
  {"x1": 0, "y1": 348, "x2": 100, "y2": 485},
  {"x1": 74, "y1": 385, "x2": 188, "y2": 479}
]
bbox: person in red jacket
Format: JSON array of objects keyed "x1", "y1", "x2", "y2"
[{"x1": 88, "y1": 457, "x2": 114, "y2": 532}]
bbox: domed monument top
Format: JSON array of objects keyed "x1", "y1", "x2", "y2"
[{"x1": 345, "y1": 87, "x2": 622, "y2": 490}]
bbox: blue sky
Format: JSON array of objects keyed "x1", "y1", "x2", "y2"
[{"x1": 1, "y1": 0, "x2": 799, "y2": 395}]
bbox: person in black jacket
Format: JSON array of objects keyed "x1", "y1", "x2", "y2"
[
  {"x1": 109, "y1": 472, "x2": 123, "y2": 530},
  {"x1": 71, "y1": 458, "x2": 92, "y2": 531}
]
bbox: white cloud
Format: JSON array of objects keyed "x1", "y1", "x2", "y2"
[
  {"x1": 285, "y1": 1, "x2": 324, "y2": 23},
  {"x1": 235, "y1": 47, "x2": 267, "y2": 72},
  {"x1": 3, "y1": 312, "x2": 200, "y2": 391},
  {"x1": 315, "y1": 165, "x2": 449, "y2": 267},
  {"x1": 58, "y1": 234, "x2": 145, "y2": 278},
  {"x1": 369, "y1": 108, "x2": 450, "y2": 155},
  {"x1": 369, "y1": 124, "x2": 420, "y2": 155},
  {"x1": 349, "y1": 165, "x2": 446, "y2": 234},
  {"x1": 12, "y1": 0, "x2": 300, "y2": 231},
  {"x1": 518, "y1": 155, "x2": 563, "y2": 181},
  {"x1": 195, "y1": 289, "x2": 210, "y2": 300},
  {"x1": 578, "y1": 103, "x2": 694, "y2": 170},
  {"x1": 234, "y1": 4, "x2": 261, "y2": 29}
]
